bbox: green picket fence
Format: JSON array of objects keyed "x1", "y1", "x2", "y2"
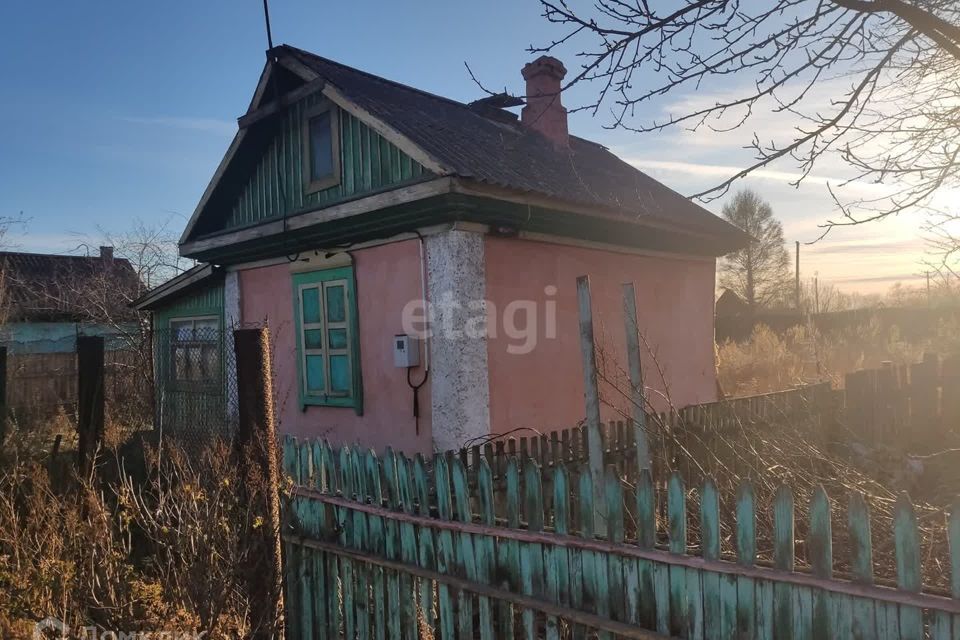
[{"x1": 282, "y1": 437, "x2": 960, "y2": 640}]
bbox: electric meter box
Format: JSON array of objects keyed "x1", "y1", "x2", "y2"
[{"x1": 393, "y1": 334, "x2": 420, "y2": 368}]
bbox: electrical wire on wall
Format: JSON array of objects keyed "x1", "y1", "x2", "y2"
[{"x1": 406, "y1": 230, "x2": 429, "y2": 434}]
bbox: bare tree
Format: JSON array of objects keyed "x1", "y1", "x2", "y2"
[
  {"x1": 718, "y1": 189, "x2": 790, "y2": 308},
  {"x1": 532, "y1": 1, "x2": 960, "y2": 234}
]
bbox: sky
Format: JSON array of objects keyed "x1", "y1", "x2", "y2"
[{"x1": 0, "y1": 1, "x2": 936, "y2": 295}]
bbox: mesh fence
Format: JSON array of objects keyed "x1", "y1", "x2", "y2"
[{"x1": 154, "y1": 327, "x2": 238, "y2": 450}]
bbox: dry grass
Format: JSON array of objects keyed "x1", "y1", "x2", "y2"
[
  {"x1": 0, "y1": 436, "x2": 275, "y2": 639},
  {"x1": 717, "y1": 318, "x2": 960, "y2": 396}
]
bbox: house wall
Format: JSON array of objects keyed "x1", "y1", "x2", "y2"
[
  {"x1": 237, "y1": 238, "x2": 433, "y2": 454},
  {"x1": 483, "y1": 235, "x2": 718, "y2": 435}
]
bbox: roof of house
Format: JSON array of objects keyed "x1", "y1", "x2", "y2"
[
  {"x1": 0, "y1": 250, "x2": 142, "y2": 322},
  {"x1": 131, "y1": 263, "x2": 221, "y2": 311},
  {"x1": 715, "y1": 288, "x2": 750, "y2": 317},
  {"x1": 277, "y1": 45, "x2": 746, "y2": 245}
]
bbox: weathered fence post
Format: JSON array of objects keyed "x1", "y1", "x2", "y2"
[
  {"x1": 576, "y1": 275, "x2": 606, "y2": 534},
  {"x1": 0, "y1": 345, "x2": 7, "y2": 445},
  {"x1": 622, "y1": 282, "x2": 651, "y2": 471},
  {"x1": 233, "y1": 328, "x2": 284, "y2": 638},
  {"x1": 77, "y1": 336, "x2": 104, "y2": 478}
]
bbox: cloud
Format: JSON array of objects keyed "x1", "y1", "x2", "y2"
[
  {"x1": 804, "y1": 238, "x2": 926, "y2": 255},
  {"x1": 120, "y1": 115, "x2": 236, "y2": 137},
  {"x1": 623, "y1": 158, "x2": 889, "y2": 197}
]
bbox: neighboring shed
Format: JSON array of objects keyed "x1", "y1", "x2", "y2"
[
  {"x1": 0, "y1": 246, "x2": 142, "y2": 353},
  {"x1": 133, "y1": 264, "x2": 234, "y2": 439},
  {"x1": 715, "y1": 288, "x2": 751, "y2": 320}
]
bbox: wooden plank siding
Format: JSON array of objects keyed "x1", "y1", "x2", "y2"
[
  {"x1": 5, "y1": 349, "x2": 144, "y2": 424},
  {"x1": 223, "y1": 94, "x2": 429, "y2": 233},
  {"x1": 283, "y1": 438, "x2": 960, "y2": 640}
]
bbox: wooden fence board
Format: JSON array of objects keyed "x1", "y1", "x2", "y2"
[
  {"x1": 501, "y1": 458, "x2": 521, "y2": 640},
  {"x1": 476, "y1": 459, "x2": 496, "y2": 640},
  {"x1": 282, "y1": 439, "x2": 960, "y2": 640},
  {"x1": 736, "y1": 482, "x2": 756, "y2": 639}
]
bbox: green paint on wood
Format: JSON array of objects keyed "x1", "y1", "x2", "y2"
[
  {"x1": 774, "y1": 484, "x2": 795, "y2": 571},
  {"x1": 636, "y1": 469, "x2": 656, "y2": 550},
  {"x1": 667, "y1": 472, "x2": 687, "y2": 636},
  {"x1": 521, "y1": 459, "x2": 544, "y2": 640},
  {"x1": 894, "y1": 493, "x2": 921, "y2": 592},
  {"x1": 848, "y1": 493, "x2": 874, "y2": 585},
  {"x1": 476, "y1": 459, "x2": 496, "y2": 640},
  {"x1": 413, "y1": 454, "x2": 436, "y2": 634},
  {"x1": 894, "y1": 493, "x2": 923, "y2": 640},
  {"x1": 701, "y1": 477, "x2": 720, "y2": 562},
  {"x1": 499, "y1": 458, "x2": 520, "y2": 640},
  {"x1": 808, "y1": 486, "x2": 833, "y2": 579},
  {"x1": 668, "y1": 472, "x2": 686, "y2": 555},
  {"x1": 222, "y1": 98, "x2": 429, "y2": 234},
  {"x1": 432, "y1": 454, "x2": 456, "y2": 640},
  {"x1": 736, "y1": 481, "x2": 756, "y2": 567},
  {"x1": 451, "y1": 458, "x2": 477, "y2": 639},
  {"x1": 604, "y1": 467, "x2": 626, "y2": 628},
  {"x1": 282, "y1": 440, "x2": 960, "y2": 640}
]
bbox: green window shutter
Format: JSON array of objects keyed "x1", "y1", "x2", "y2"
[{"x1": 292, "y1": 266, "x2": 363, "y2": 414}]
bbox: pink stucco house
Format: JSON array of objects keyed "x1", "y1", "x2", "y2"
[{"x1": 135, "y1": 45, "x2": 748, "y2": 454}]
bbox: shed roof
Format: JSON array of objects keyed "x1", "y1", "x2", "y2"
[{"x1": 0, "y1": 250, "x2": 141, "y2": 322}]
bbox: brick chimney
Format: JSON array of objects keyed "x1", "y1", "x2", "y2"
[
  {"x1": 521, "y1": 56, "x2": 568, "y2": 147},
  {"x1": 99, "y1": 246, "x2": 114, "y2": 262}
]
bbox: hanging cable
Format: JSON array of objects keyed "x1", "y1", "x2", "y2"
[{"x1": 406, "y1": 230, "x2": 429, "y2": 434}]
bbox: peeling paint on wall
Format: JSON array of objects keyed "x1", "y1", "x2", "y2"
[{"x1": 426, "y1": 229, "x2": 490, "y2": 451}]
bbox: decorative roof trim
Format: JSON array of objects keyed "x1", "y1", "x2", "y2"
[
  {"x1": 274, "y1": 53, "x2": 450, "y2": 176},
  {"x1": 132, "y1": 263, "x2": 222, "y2": 311},
  {"x1": 179, "y1": 177, "x2": 455, "y2": 258}
]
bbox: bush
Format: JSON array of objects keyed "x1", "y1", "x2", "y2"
[{"x1": 0, "y1": 439, "x2": 274, "y2": 638}]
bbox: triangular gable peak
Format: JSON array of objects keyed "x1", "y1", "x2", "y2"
[{"x1": 180, "y1": 53, "x2": 447, "y2": 247}]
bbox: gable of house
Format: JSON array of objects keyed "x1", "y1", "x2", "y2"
[
  {"x1": 197, "y1": 91, "x2": 431, "y2": 239},
  {"x1": 0, "y1": 248, "x2": 141, "y2": 323}
]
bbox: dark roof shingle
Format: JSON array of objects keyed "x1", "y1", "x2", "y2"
[{"x1": 0, "y1": 251, "x2": 142, "y2": 322}]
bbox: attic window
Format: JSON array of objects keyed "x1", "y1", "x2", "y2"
[{"x1": 301, "y1": 102, "x2": 341, "y2": 193}]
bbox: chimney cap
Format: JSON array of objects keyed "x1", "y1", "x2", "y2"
[{"x1": 522, "y1": 56, "x2": 567, "y2": 82}]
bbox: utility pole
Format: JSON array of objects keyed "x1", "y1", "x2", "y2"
[
  {"x1": 795, "y1": 241, "x2": 801, "y2": 312},
  {"x1": 927, "y1": 271, "x2": 932, "y2": 307}
]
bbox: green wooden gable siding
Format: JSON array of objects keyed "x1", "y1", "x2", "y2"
[
  {"x1": 224, "y1": 93, "x2": 429, "y2": 232},
  {"x1": 154, "y1": 280, "x2": 224, "y2": 327}
]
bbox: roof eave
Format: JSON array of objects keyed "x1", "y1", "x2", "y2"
[{"x1": 131, "y1": 264, "x2": 222, "y2": 311}]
